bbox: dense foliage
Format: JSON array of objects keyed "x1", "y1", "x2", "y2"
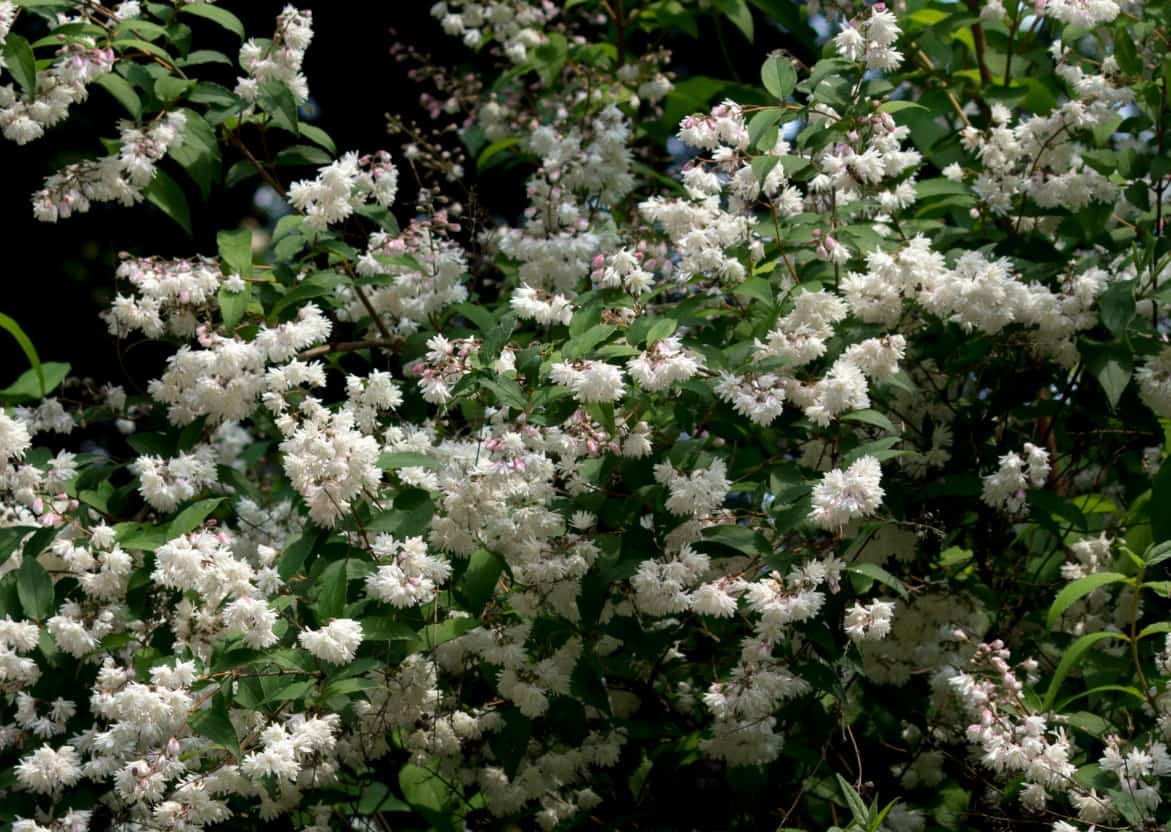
[{"x1": 1, "y1": 0, "x2": 1171, "y2": 830}]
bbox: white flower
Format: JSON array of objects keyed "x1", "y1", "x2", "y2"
[
  {"x1": 844, "y1": 600, "x2": 895, "y2": 641},
  {"x1": 809, "y1": 456, "x2": 885, "y2": 530},
  {"x1": 222, "y1": 597, "x2": 279, "y2": 649},
  {"x1": 657, "y1": 459, "x2": 731, "y2": 517},
  {"x1": 549, "y1": 360, "x2": 626, "y2": 403},
  {"x1": 16, "y1": 744, "x2": 83, "y2": 793},
  {"x1": 299, "y1": 618, "x2": 363, "y2": 664}
]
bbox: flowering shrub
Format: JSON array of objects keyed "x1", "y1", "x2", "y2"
[{"x1": 1, "y1": 0, "x2": 1171, "y2": 830}]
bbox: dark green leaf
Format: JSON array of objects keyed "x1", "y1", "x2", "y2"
[
  {"x1": 154, "y1": 75, "x2": 193, "y2": 102},
  {"x1": 17, "y1": 554, "x2": 54, "y2": 621},
  {"x1": 459, "y1": 548, "x2": 503, "y2": 615},
  {"x1": 3, "y1": 34, "x2": 37, "y2": 100},
  {"x1": 1154, "y1": 458, "x2": 1171, "y2": 544},
  {"x1": 168, "y1": 498, "x2": 225, "y2": 538},
  {"x1": 258, "y1": 80, "x2": 298, "y2": 134},
  {"x1": 217, "y1": 228, "x2": 253, "y2": 278},
  {"x1": 760, "y1": 53, "x2": 797, "y2": 100},
  {"x1": 179, "y1": 3, "x2": 245, "y2": 39},
  {"x1": 398, "y1": 764, "x2": 455, "y2": 832},
  {"x1": 218, "y1": 284, "x2": 249, "y2": 330},
  {"x1": 189, "y1": 691, "x2": 241, "y2": 757},
  {"x1": 315, "y1": 559, "x2": 349, "y2": 621},
  {"x1": 0, "y1": 361, "x2": 68, "y2": 400},
  {"x1": 1099, "y1": 280, "x2": 1136, "y2": 338},
  {"x1": 378, "y1": 452, "x2": 440, "y2": 471},
  {"x1": 145, "y1": 168, "x2": 192, "y2": 236},
  {"x1": 0, "y1": 313, "x2": 45, "y2": 396},
  {"x1": 846, "y1": 562, "x2": 908, "y2": 599},
  {"x1": 94, "y1": 72, "x2": 141, "y2": 119},
  {"x1": 0, "y1": 527, "x2": 35, "y2": 568},
  {"x1": 1047, "y1": 572, "x2": 1130, "y2": 629}
]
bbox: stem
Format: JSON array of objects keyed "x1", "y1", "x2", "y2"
[
  {"x1": 1131, "y1": 569, "x2": 1159, "y2": 713},
  {"x1": 298, "y1": 338, "x2": 401, "y2": 360},
  {"x1": 965, "y1": 1, "x2": 994, "y2": 86},
  {"x1": 1003, "y1": 5, "x2": 1021, "y2": 88},
  {"x1": 231, "y1": 132, "x2": 286, "y2": 198},
  {"x1": 340, "y1": 262, "x2": 395, "y2": 342}
]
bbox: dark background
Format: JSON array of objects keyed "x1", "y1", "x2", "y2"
[{"x1": 0, "y1": 2, "x2": 796, "y2": 386}]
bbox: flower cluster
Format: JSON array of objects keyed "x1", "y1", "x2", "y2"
[{"x1": 2, "y1": 1, "x2": 1171, "y2": 830}]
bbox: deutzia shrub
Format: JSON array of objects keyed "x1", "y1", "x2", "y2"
[{"x1": 2, "y1": 1, "x2": 1171, "y2": 830}]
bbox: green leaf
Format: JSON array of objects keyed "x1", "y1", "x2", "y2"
[
  {"x1": 258, "y1": 80, "x2": 299, "y2": 134},
  {"x1": 297, "y1": 123, "x2": 336, "y2": 154},
  {"x1": 216, "y1": 228, "x2": 253, "y2": 278},
  {"x1": 22, "y1": 526, "x2": 58, "y2": 562},
  {"x1": 277, "y1": 529, "x2": 325, "y2": 580},
  {"x1": 154, "y1": 75, "x2": 193, "y2": 103},
  {"x1": 0, "y1": 527, "x2": 35, "y2": 568},
  {"x1": 168, "y1": 498, "x2": 225, "y2": 538},
  {"x1": 358, "y1": 782, "x2": 411, "y2": 815},
  {"x1": 453, "y1": 303, "x2": 495, "y2": 333},
  {"x1": 179, "y1": 3, "x2": 245, "y2": 39},
  {"x1": 114, "y1": 521, "x2": 171, "y2": 551},
  {"x1": 747, "y1": 108, "x2": 783, "y2": 149},
  {"x1": 17, "y1": 553, "x2": 54, "y2": 621},
  {"x1": 563, "y1": 323, "x2": 617, "y2": 360},
  {"x1": 368, "y1": 490, "x2": 433, "y2": 538},
  {"x1": 720, "y1": 0, "x2": 754, "y2": 41},
  {"x1": 1137, "y1": 621, "x2": 1171, "y2": 640},
  {"x1": 571, "y1": 654, "x2": 611, "y2": 715},
  {"x1": 113, "y1": 37, "x2": 172, "y2": 61},
  {"x1": 698, "y1": 525, "x2": 769, "y2": 560},
  {"x1": 1042, "y1": 630, "x2": 1129, "y2": 710},
  {"x1": 315, "y1": 559, "x2": 349, "y2": 622},
  {"x1": 488, "y1": 708, "x2": 531, "y2": 778},
  {"x1": 876, "y1": 100, "x2": 929, "y2": 114},
  {"x1": 267, "y1": 679, "x2": 314, "y2": 703},
  {"x1": 531, "y1": 32, "x2": 568, "y2": 86},
  {"x1": 398, "y1": 764, "x2": 455, "y2": 832},
  {"x1": 645, "y1": 318, "x2": 677, "y2": 346},
  {"x1": 842, "y1": 409, "x2": 898, "y2": 433},
  {"x1": 847, "y1": 562, "x2": 908, "y2": 598},
  {"x1": 746, "y1": 0, "x2": 818, "y2": 49},
  {"x1": 275, "y1": 144, "x2": 332, "y2": 167},
  {"x1": 167, "y1": 109, "x2": 220, "y2": 199},
  {"x1": 459, "y1": 548, "x2": 503, "y2": 615},
  {"x1": 732, "y1": 276, "x2": 775, "y2": 307},
  {"x1": 750, "y1": 155, "x2": 780, "y2": 187},
  {"x1": 0, "y1": 361, "x2": 68, "y2": 400},
  {"x1": 378, "y1": 452, "x2": 440, "y2": 471},
  {"x1": 836, "y1": 774, "x2": 869, "y2": 823},
  {"x1": 0, "y1": 313, "x2": 44, "y2": 396},
  {"x1": 189, "y1": 691, "x2": 241, "y2": 757},
  {"x1": 321, "y1": 676, "x2": 380, "y2": 699},
  {"x1": 476, "y1": 137, "x2": 521, "y2": 173},
  {"x1": 760, "y1": 53, "x2": 797, "y2": 100},
  {"x1": 117, "y1": 18, "x2": 166, "y2": 41},
  {"x1": 361, "y1": 618, "x2": 418, "y2": 642},
  {"x1": 1084, "y1": 342, "x2": 1131, "y2": 410},
  {"x1": 145, "y1": 168, "x2": 192, "y2": 236},
  {"x1": 3, "y1": 33, "x2": 37, "y2": 100},
  {"x1": 178, "y1": 49, "x2": 232, "y2": 68},
  {"x1": 1099, "y1": 279, "x2": 1136, "y2": 338},
  {"x1": 1145, "y1": 540, "x2": 1171, "y2": 568},
  {"x1": 419, "y1": 617, "x2": 477, "y2": 650},
  {"x1": 842, "y1": 436, "x2": 907, "y2": 466},
  {"x1": 94, "y1": 72, "x2": 141, "y2": 119},
  {"x1": 218, "y1": 284, "x2": 249, "y2": 330},
  {"x1": 1047, "y1": 572, "x2": 1131, "y2": 629},
  {"x1": 479, "y1": 312, "x2": 516, "y2": 363},
  {"x1": 1153, "y1": 458, "x2": 1171, "y2": 544}
]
